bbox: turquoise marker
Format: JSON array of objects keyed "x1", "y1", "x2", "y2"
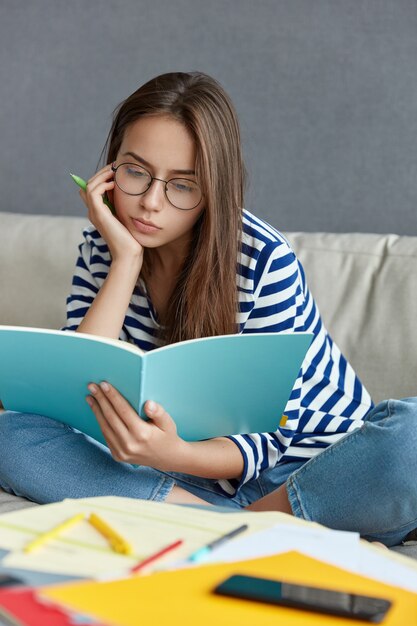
[
  {"x1": 187, "y1": 524, "x2": 248, "y2": 563},
  {"x1": 70, "y1": 173, "x2": 115, "y2": 213}
]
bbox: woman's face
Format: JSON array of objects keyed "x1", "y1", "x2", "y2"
[{"x1": 112, "y1": 115, "x2": 204, "y2": 256}]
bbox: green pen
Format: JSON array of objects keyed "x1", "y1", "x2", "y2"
[{"x1": 70, "y1": 173, "x2": 115, "y2": 213}]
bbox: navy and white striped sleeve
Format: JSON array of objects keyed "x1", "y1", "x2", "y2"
[
  {"x1": 217, "y1": 240, "x2": 306, "y2": 496},
  {"x1": 62, "y1": 227, "x2": 111, "y2": 332}
]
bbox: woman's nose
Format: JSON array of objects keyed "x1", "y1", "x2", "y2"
[{"x1": 139, "y1": 179, "x2": 165, "y2": 211}]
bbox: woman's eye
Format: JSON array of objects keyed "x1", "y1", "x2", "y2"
[
  {"x1": 173, "y1": 182, "x2": 193, "y2": 192},
  {"x1": 127, "y1": 167, "x2": 146, "y2": 177}
]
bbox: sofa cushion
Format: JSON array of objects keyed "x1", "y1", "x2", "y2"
[
  {"x1": 0, "y1": 212, "x2": 88, "y2": 330},
  {"x1": 286, "y1": 232, "x2": 417, "y2": 403}
]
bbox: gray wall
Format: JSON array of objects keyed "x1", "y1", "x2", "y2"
[{"x1": 1, "y1": 0, "x2": 416, "y2": 234}]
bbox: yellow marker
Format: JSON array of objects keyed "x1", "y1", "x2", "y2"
[
  {"x1": 23, "y1": 513, "x2": 86, "y2": 554},
  {"x1": 88, "y1": 513, "x2": 133, "y2": 555},
  {"x1": 280, "y1": 414, "x2": 288, "y2": 427}
]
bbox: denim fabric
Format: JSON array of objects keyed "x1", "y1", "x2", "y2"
[
  {"x1": 0, "y1": 399, "x2": 416, "y2": 546},
  {"x1": 0, "y1": 413, "x2": 174, "y2": 503},
  {"x1": 162, "y1": 459, "x2": 306, "y2": 509},
  {"x1": 286, "y1": 398, "x2": 417, "y2": 546},
  {"x1": 0, "y1": 411, "x2": 304, "y2": 509}
]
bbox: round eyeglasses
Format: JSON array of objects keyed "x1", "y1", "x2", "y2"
[{"x1": 111, "y1": 163, "x2": 202, "y2": 211}]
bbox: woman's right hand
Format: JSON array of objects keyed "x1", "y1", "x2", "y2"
[{"x1": 79, "y1": 165, "x2": 144, "y2": 268}]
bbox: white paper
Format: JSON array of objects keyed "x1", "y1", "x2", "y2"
[
  {"x1": 203, "y1": 523, "x2": 361, "y2": 570},
  {"x1": 202, "y1": 523, "x2": 417, "y2": 593}
]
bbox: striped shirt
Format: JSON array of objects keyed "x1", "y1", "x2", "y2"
[{"x1": 64, "y1": 210, "x2": 374, "y2": 496}]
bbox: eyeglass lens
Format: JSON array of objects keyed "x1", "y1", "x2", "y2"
[{"x1": 114, "y1": 163, "x2": 201, "y2": 210}]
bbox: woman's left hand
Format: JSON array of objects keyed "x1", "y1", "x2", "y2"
[{"x1": 86, "y1": 382, "x2": 188, "y2": 471}]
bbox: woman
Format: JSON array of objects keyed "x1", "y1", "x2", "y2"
[{"x1": 0, "y1": 72, "x2": 415, "y2": 546}]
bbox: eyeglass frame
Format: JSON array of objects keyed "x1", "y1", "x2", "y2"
[{"x1": 110, "y1": 162, "x2": 203, "y2": 211}]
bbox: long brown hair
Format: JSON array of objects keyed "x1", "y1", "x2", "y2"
[{"x1": 103, "y1": 72, "x2": 246, "y2": 344}]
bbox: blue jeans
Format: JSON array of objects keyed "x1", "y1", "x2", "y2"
[{"x1": 0, "y1": 398, "x2": 416, "y2": 546}]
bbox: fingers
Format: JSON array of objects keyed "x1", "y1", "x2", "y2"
[
  {"x1": 86, "y1": 393, "x2": 127, "y2": 461},
  {"x1": 87, "y1": 164, "x2": 114, "y2": 190},
  {"x1": 91, "y1": 382, "x2": 144, "y2": 431},
  {"x1": 87, "y1": 383, "x2": 130, "y2": 440},
  {"x1": 87, "y1": 178, "x2": 115, "y2": 199},
  {"x1": 86, "y1": 382, "x2": 151, "y2": 463},
  {"x1": 83, "y1": 165, "x2": 115, "y2": 215},
  {"x1": 86, "y1": 383, "x2": 178, "y2": 465},
  {"x1": 144, "y1": 400, "x2": 174, "y2": 431},
  {"x1": 90, "y1": 383, "x2": 173, "y2": 434}
]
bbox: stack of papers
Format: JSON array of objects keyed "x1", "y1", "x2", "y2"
[
  {"x1": 0, "y1": 496, "x2": 306, "y2": 578},
  {"x1": 202, "y1": 522, "x2": 417, "y2": 593},
  {"x1": 1, "y1": 496, "x2": 417, "y2": 624},
  {"x1": 0, "y1": 495, "x2": 416, "y2": 595}
]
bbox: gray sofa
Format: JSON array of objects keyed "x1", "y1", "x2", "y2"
[{"x1": 1, "y1": 211, "x2": 417, "y2": 557}]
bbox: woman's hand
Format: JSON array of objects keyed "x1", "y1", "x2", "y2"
[
  {"x1": 79, "y1": 165, "x2": 143, "y2": 266},
  {"x1": 86, "y1": 382, "x2": 189, "y2": 471},
  {"x1": 86, "y1": 382, "x2": 245, "y2": 479}
]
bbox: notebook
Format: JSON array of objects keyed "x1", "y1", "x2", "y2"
[{"x1": 0, "y1": 327, "x2": 312, "y2": 442}]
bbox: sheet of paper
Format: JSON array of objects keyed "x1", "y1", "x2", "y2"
[
  {"x1": 355, "y1": 543, "x2": 417, "y2": 593},
  {"x1": 0, "y1": 496, "x2": 300, "y2": 577},
  {"x1": 203, "y1": 522, "x2": 361, "y2": 570},
  {"x1": 201, "y1": 523, "x2": 417, "y2": 593}
]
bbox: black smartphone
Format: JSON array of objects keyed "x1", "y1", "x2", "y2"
[{"x1": 213, "y1": 574, "x2": 392, "y2": 623}]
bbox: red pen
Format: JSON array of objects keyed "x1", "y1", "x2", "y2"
[{"x1": 130, "y1": 539, "x2": 183, "y2": 574}]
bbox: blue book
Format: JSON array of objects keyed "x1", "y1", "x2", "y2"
[{"x1": 0, "y1": 327, "x2": 312, "y2": 443}]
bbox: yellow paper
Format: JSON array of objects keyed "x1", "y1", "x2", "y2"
[{"x1": 41, "y1": 551, "x2": 417, "y2": 626}]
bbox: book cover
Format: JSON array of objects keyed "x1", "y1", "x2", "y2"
[{"x1": 0, "y1": 327, "x2": 312, "y2": 443}]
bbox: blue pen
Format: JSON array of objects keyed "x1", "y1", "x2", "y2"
[{"x1": 188, "y1": 524, "x2": 248, "y2": 563}]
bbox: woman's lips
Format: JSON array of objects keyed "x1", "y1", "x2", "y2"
[{"x1": 132, "y1": 218, "x2": 161, "y2": 234}]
